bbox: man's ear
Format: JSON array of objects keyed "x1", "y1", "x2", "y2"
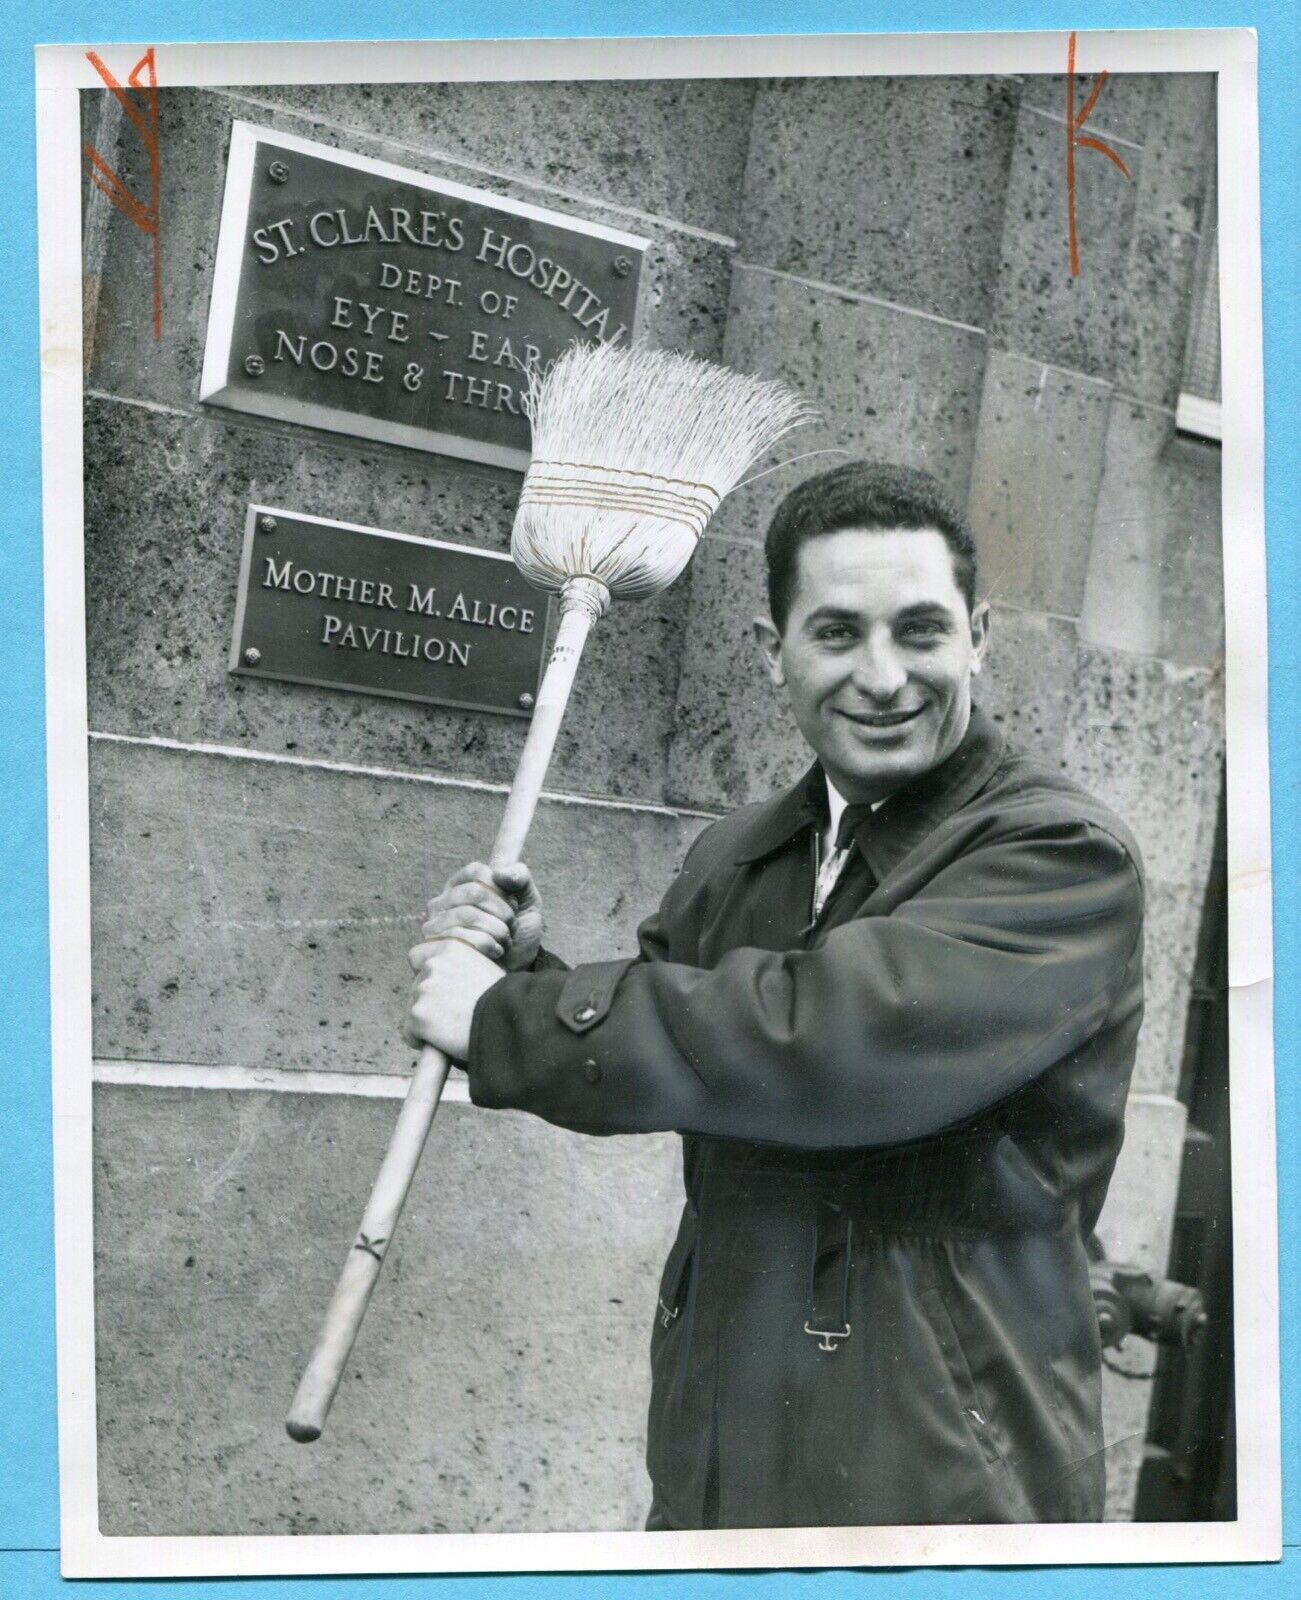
[
  {"x1": 969, "y1": 600, "x2": 991, "y2": 675},
  {"x1": 753, "y1": 616, "x2": 786, "y2": 688}
]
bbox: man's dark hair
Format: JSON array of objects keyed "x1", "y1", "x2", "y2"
[{"x1": 764, "y1": 461, "x2": 979, "y2": 633}]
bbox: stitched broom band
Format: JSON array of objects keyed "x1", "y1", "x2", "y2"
[
  {"x1": 287, "y1": 339, "x2": 812, "y2": 1444},
  {"x1": 519, "y1": 463, "x2": 719, "y2": 535}
]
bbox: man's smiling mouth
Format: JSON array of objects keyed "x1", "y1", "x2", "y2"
[{"x1": 834, "y1": 706, "x2": 926, "y2": 730}]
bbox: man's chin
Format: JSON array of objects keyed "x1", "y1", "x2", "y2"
[{"x1": 828, "y1": 741, "x2": 931, "y2": 796}]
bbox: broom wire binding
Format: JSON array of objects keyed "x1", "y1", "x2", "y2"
[{"x1": 512, "y1": 340, "x2": 814, "y2": 602}]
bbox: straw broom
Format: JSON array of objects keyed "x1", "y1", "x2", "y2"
[{"x1": 287, "y1": 340, "x2": 810, "y2": 1443}]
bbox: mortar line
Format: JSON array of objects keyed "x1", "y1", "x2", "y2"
[
  {"x1": 94, "y1": 1057, "x2": 470, "y2": 1103},
  {"x1": 996, "y1": 348, "x2": 1116, "y2": 391},
  {"x1": 214, "y1": 88, "x2": 741, "y2": 249},
  {"x1": 1021, "y1": 100, "x2": 1145, "y2": 152},
  {"x1": 986, "y1": 598, "x2": 1082, "y2": 627},
  {"x1": 734, "y1": 263, "x2": 987, "y2": 338},
  {"x1": 92, "y1": 1058, "x2": 1187, "y2": 1114},
  {"x1": 85, "y1": 388, "x2": 194, "y2": 420},
  {"x1": 990, "y1": 351, "x2": 1180, "y2": 417},
  {"x1": 88, "y1": 730, "x2": 722, "y2": 823}
]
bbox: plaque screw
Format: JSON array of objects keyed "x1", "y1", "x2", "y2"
[
  {"x1": 244, "y1": 354, "x2": 266, "y2": 377},
  {"x1": 243, "y1": 647, "x2": 262, "y2": 666},
  {"x1": 612, "y1": 256, "x2": 632, "y2": 277},
  {"x1": 267, "y1": 160, "x2": 290, "y2": 184},
  {"x1": 518, "y1": 692, "x2": 535, "y2": 711},
  {"x1": 258, "y1": 514, "x2": 278, "y2": 534}
]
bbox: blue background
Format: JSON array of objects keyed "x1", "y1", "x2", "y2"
[{"x1": 1, "y1": 1, "x2": 1294, "y2": 1595}]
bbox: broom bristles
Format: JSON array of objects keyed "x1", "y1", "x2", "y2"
[{"x1": 511, "y1": 341, "x2": 813, "y2": 603}]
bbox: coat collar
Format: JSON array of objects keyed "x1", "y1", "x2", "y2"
[{"x1": 732, "y1": 704, "x2": 1007, "y2": 880}]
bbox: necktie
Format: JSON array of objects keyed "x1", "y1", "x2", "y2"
[
  {"x1": 834, "y1": 804, "x2": 876, "y2": 853},
  {"x1": 813, "y1": 804, "x2": 875, "y2": 920}
]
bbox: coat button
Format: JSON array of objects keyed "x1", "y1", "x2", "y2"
[
  {"x1": 574, "y1": 1002, "x2": 597, "y2": 1024},
  {"x1": 582, "y1": 1059, "x2": 601, "y2": 1083}
]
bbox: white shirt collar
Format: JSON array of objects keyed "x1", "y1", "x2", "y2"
[
  {"x1": 823, "y1": 776, "x2": 882, "y2": 853},
  {"x1": 824, "y1": 776, "x2": 850, "y2": 846}
]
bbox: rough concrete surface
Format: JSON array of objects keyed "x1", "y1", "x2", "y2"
[
  {"x1": 243, "y1": 77, "x2": 759, "y2": 239},
  {"x1": 1114, "y1": 219, "x2": 1201, "y2": 410},
  {"x1": 974, "y1": 604, "x2": 1080, "y2": 762},
  {"x1": 739, "y1": 76, "x2": 1018, "y2": 330},
  {"x1": 1016, "y1": 70, "x2": 1163, "y2": 147},
  {"x1": 1130, "y1": 74, "x2": 1215, "y2": 238},
  {"x1": 93, "y1": 1083, "x2": 683, "y2": 1533},
  {"x1": 85, "y1": 89, "x2": 736, "y2": 418},
  {"x1": 1080, "y1": 405, "x2": 1224, "y2": 669},
  {"x1": 708, "y1": 260, "x2": 988, "y2": 554},
  {"x1": 89, "y1": 737, "x2": 709, "y2": 1074},
  {"x1": 1154, "y1": 433, "x2": 1224, "y2": 670},
  {"x1": 1059, "y1": 641, "x2": 1223, "y2": 888},
  {"x1": 1094, "y1": 1091, "x2": 1189, "y2": 1520},
  {"x1": 990, "y1": 100, "x2": 1141, "y2": 382},
  {"x1": 83, "y1": 397, "x2": 693, "y2": 804},
  {"x1": 665, "y1": 535, "x2": 811, "y2": 811},
  {"x1": 1081, "y1": 399, "x2": 1191, "y2": 657},
  {"x1": 1131, "y1": 879, "x2": 1204, "y2": 1098},
  {"x1": 966, "y1": 350, "x2": 1112, "y2": 618}
]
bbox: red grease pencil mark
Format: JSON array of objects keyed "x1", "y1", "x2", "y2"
[
  {"x1": 1065, "y1": 31, "x2": 1132, "y2": 278},
  {"x1": 84, "y1": 47, "x2": 162, "y2": 337}
]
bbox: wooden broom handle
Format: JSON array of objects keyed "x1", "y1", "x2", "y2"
[{"x1": 287, "y1": 580, "x2": 608, "y2": 1442}]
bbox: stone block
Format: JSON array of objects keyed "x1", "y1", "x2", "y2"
[
  {"x1": 1131, "y1": 878, "x2": 1204, "y2": 1097},
  {"x1": 83, "y1": 396, "x2": 689, "y2": 802},
  {"x1": 1096, "y1": 1091, "x2": 1187, "y2": 1273},
  {"x1": 1101, "y1": 1339, "x2": 1164, "y2": 1521},
  {"x1": 1131, "y1": 74, "x2": 1215, "y2": 237},
  {"x1": 977, "y1": 606, "x2": 1079, "y2": 765},
  {"x1": 708, "y1": 261, "x2": 988, "y2": 552},
  {"x1": 965, "y1": 349, "x2": 1111, "y2": 617},
  {"x1": 1017, "y1": 71, "x2": 1161, "y2": 147},
  {"x1": 89, "y1": 737, "x2": 709, "y2": 1075},
  {"x1": 738, "y1": 76, "x2": 1017, "y2": 329},
  {"x1": 1156, "y1": 433, "x2": 1223, "y2": 669},
  {"x1": 1081, "y1": 403, "x2": 1224, "y2": 666},
  {"x1": 1094, "y1": 1089, "x2": 1187, "y2": 1520},
  {"x1": 85, "y1": 88, "x2": 734, "y2": 416},
  {"x1": 243, "y1": 77, "x2": 758, "y2": 239},
  {"x1": 1114, "y1": 221, "x2": 1201, "y2": 410},
  {"x1": 990, "y1": 102, "x2": 1140, "y2": 381},
  {"x1": 665, "y1": 536, "x2": 809, "y2": 811},
  {"x1": 1079, "y1": 399, "x2": 1176, "y2": 656},
  {"x1": 1059, "y1": 641, "x2": 1223, "y2": 888},
  {"x1": 93, "y1": 1082, "x2": 683, "y2": 1532}
]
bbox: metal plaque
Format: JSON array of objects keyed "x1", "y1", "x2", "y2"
[
  {"x1": 229, "y1": 505, "x2": 550, "y2": 717},
  {"x1": 200, "y1": 122, "x2": 646, "y2": 469}
]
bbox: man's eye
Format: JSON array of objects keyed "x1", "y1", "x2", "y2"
[
  {"x1": 899, "y1": 620, "x2": 947, "y2": 641},
  {"x1": 815, "y1": 625, "x2": 855, "y2": 642}
]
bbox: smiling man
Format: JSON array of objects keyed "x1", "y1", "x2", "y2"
[{"x1": 407, "y1": 461, "x2": 1146, "y2": 1529}]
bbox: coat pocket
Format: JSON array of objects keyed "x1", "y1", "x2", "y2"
[
  {"x1": 654, "y1": 1209, "x2": 696, "y2": 1335},
  {"x1": 917, "y1": 1280, "x2": 1005, "y2": 1470},
  {"x1": 646, "y1": 1206, "x2": 698, "y2": 1488}
]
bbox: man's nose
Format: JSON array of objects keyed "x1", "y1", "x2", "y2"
[{"x1": 850, "y1": 638, "x2": 908, "y2": 700}]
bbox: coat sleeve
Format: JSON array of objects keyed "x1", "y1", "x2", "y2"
[{"x1": 465, "y1": 818, "x2": 1143, "y2": 1148}]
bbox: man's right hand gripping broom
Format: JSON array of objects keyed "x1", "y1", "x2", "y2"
[{"x1": 405, "y1": 862, "x2": 545, "y2": 1050}]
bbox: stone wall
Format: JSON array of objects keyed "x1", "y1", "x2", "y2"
[{"x1": 83, "y1": 72, "x2": 1221, "y2": 1532}]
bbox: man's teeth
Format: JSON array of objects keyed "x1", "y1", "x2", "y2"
[{"x1": 845, "y1": 708, "x2": 918, "y2": 725}]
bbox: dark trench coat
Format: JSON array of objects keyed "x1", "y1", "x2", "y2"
[{"x1": 466, "y1": 707, "x2": 1146, "y2": 1527}]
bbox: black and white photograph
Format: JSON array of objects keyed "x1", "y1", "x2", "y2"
[{"x1": 35, "y1": 27, "x2": 1277, "y2": 1577}]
